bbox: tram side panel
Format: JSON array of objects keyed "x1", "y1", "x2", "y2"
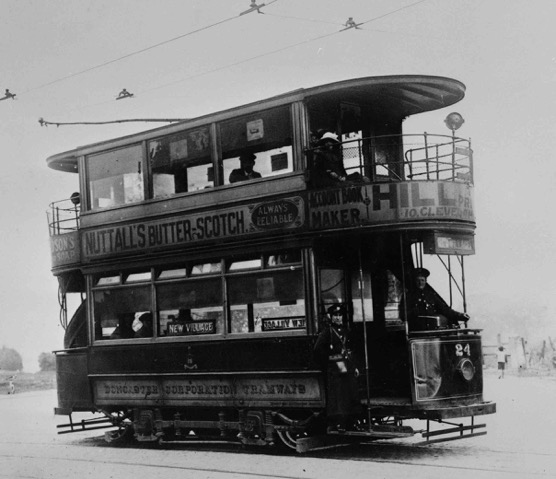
[
  {"x1": 55, "y1": 351, "x2": 94, "y2": 413},
  {"x1": 87, "y1": 337, "x2": 325, "y2": 411}
]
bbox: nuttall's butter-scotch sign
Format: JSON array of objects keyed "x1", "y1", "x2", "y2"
[{"x1": 81, "y1": 196, "x2": 304, "y2": 260}]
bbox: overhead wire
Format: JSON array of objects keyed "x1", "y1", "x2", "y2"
[
  {"x1": 20, "y1": 0, "x2": 281, "y2": 96},
  {"x1": 134, "y1": 0, "x2": 431, "y2": 96},
  {"x1": 39, "y1": 0, "x2": 429, "y2": 125}
]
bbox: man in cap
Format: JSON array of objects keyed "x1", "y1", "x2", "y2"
[
  {"x1": 402, "y1": 267, "x2": 470, "y2": 328},
  {"x1": 314, "y1": 303, "x2": 360, "y2": 431},
  {"x1": 229, "y1": 152, "x2": 262, "y2": 183}
]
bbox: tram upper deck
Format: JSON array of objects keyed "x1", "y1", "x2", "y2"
[{"x1": 47, "y1": 75, "x2": 474, "y2": 273}]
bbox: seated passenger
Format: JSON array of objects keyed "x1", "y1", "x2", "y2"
[
  {"x1": 401, "y1": 268, "x2": 470, "y2": 329},
  {"x1": 110, "y1": 313, "x2": 135, "y2": 339},
  {"x1": 310, "y1": 132, "x2": 369, "y2": 188},
  {"x1": 229, "y1": 152, "x2": 262, "y2": 183},
  {"x1": 133, "y1": 312, "x2": 153, "y2": 338}
]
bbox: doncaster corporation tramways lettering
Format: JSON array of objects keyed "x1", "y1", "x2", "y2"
[{"x1": 101, "y1": 382, "x2": 308, "y2": 397}]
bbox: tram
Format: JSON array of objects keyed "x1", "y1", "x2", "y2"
[{"x1": 47, "y1": 75, "x2": 495, "y2": 451}]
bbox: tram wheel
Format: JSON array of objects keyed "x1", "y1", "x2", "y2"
[{"x1": 104, "y1": 424, "x2": 134, "y2": 445}]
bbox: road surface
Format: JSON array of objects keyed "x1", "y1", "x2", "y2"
[{"x1": 0, "y1": 370, "x2": 554, "y2": 478}]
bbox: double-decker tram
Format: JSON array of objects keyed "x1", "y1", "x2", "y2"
[{"x1": 47, "y1": 75, "x2": 495, "y2": 452}]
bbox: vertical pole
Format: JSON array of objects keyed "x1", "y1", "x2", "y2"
[
  {"x1": 357, "y1": 246, "x2": 372, "y2": 430},
  {"x1": 461, "y1": 255, "x2": 467, "y2": 313},
  {"x1": 424, "y1": 132, "x2": 430, "y2": 180},
  {"x1": 448, "y1": 255, "x2": 453, "y2": 307},
  {"x1": 452, "y1": 129, "x2": 456, "y2": 180}
]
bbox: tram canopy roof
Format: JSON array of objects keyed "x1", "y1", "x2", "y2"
[{"x1": 47, "y1": 75, "x2": 465, "y2": 172}]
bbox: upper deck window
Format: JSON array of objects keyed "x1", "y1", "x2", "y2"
[
  {"x1": 125, "y1": 271, "x2": 152, "y2": 283},
  {"x1": 220, "y1": 106, "x2": 293, "y2": 185},
  {"x1": 87, "y1": 145, "x2": 143, "y2": 210},
  {"x1": 149, "y1": 126, "x2": 212, "y2": 197}
]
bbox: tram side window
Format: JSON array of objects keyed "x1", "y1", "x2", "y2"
[
  {"x1": 93, "y1": 286, "x2": 152, "y2": 340},
  {"x1": 157, "y1": 277, "x2": 223, "y2": 337},
  {"x1": 384, "y1": 269, "x2": 403, "y2": 325},
  {"x1": 220, "y1": 106, "x2": 293, "y2": 185},
  {"x1": 87, "y1": 145, "x2": 144, "y2": 210},
  {"x1": 350, "y1": 271, "x2": 374, "y2": 323},
  {"x1": 228, "y1": 269, "x2": 305, "y2": 334},
  {"x1": 149, "y1": 126, "x2": 212, "y2": 197}
]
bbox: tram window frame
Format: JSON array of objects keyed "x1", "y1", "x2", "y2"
[
  {"x1": 156, "y1": 275, "x2": 224, "y2": 338},
  {"x1": 220, "y1": 105, "x2": 294, "y2": 185},
  {"x1": 87, "y1": 144, "x2": 144, "y2": 210},
  {"x1": 92, "y1": 284, "x2": 153, "y2": 341},
  {"x1": 148, "y1": 126, "x2": 213, "y2": 198},
  {"x1": 227, "y1": 260, "x2": 306, "y2": 335},
  {"x1": 91, "y1": 250, "x2": 307, "y2": 344}
]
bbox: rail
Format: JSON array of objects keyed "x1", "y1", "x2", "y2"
[
  {"x1": 321, "y1": 133, "x2": 473, "y2": 184},
  {"x1": 47, "y1": 197, "x2": 80, "y2": 236}
]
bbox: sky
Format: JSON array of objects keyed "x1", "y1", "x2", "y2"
[{"x1": 1, "y1": 0, "x2": 555, "y2": 371}]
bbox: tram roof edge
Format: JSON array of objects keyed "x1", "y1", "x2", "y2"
[{"x1": 46, "y1": 74, "x2": 465, "y2": 172}]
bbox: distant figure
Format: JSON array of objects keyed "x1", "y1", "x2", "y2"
[
  {"x1": 229, "y1": 152, "x2": 262, "y2": 183},
  {"x1": 7, "y1": 375, "x2": 16, "y2": 395},
  {"x1": 497, "y1": 346, "x2": 506, "y2": 379},
  {"x1": 401, "y1": 267, "x2": 470, "y2": 329}
]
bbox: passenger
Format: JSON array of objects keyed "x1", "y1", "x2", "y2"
[
  {"x1": 401, "y1": 268, "x2": 470, "y2": 328},
  {"x1": 177, "y1": 308, "x2": 194, "y2": 322},
  {"x1": 110, "y1": 313, "x2": 135, "y2": 339},
  {"x1": 314, "y1": 303, "x2": 360, "y2": 432},
  {"x1": 133, "y1": 312, "x2": 153, "y2": 338},
  {"x1": 310, "y1": 131, "x2": 369, "y2": 188},
  {"x1": 229, "y1": 152, "x2": 262, "y2": 183}
]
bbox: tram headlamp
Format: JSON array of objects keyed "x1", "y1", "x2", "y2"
[
  {"x1": 444, "y1": 112, "x2": 464, "y2": 132},
  {"x1": 456, "y1": 358, "x2": 475, "y2": 381}
]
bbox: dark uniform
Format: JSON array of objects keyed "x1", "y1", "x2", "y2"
[
  {"x1": 314, "y1": 304, "x2": 360, "y2": 430},
  {"x1": 401, "y1": 268, "x2": 469, "y2": 328}
]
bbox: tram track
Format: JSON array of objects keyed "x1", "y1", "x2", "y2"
[{"x1": 1, "y1": 435, "x2": 555, "y2": 479}]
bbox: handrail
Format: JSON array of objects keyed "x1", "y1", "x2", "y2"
[
  {"x1": 47, "y1": 198, "x2": 80, "y2": 236},
  {"x1": 311, "y1": 133, "x2": 473, "y2": 185}
]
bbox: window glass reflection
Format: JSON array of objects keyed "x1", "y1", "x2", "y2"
[
  {"x1": 228, "y1": 270, "x2": 305, "y2": 333},
  {"x1": 88, "y1": 145, "x2": 143, "y2": 210}
]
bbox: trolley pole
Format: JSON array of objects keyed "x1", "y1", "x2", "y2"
[{"x1": 357, "y1": 246, "x2": 373, "y2": 430}]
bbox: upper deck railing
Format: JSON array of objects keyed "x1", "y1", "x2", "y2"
[
  {"x1": 48, "y1": 198, "x2": 80, "y2": 236},
  {"x1": 329, "y1": 133, "x2": 473, "y2": 184},
  {"x1": 47, "y1": 133, "x2": 472, "y2": 237}
]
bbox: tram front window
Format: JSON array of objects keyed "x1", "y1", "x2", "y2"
[
  {"x1": 93, "y1": 286, "x2": 152, "y2": 340},
  {"x1": 87, "y1": 145, "x2": 144, "y2": 210}
]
